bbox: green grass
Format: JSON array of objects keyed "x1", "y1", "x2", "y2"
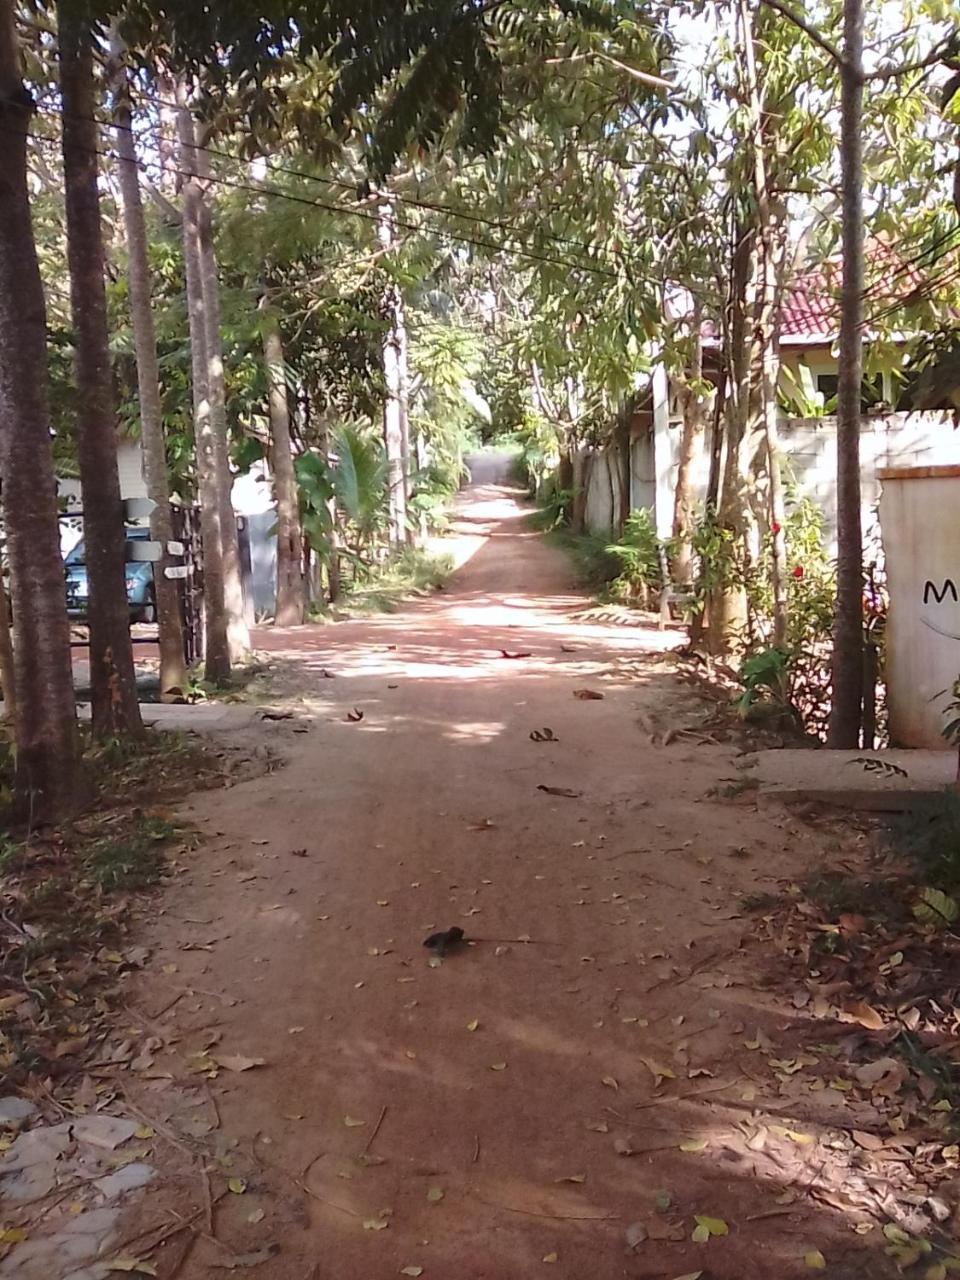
[
  {"x1": 544, "y1": 527, "x2": 621, "y2": 590},
  {"x1": 83, "y1": 815, "x2": 183, "y2": 892},
  {"x1": 314, "y1": 547, "x2": 454, "y2": 617}
]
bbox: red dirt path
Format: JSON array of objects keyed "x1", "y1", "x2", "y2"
[{"x1": 128, "y1": 477, "x2": 893, "y2": 1279}]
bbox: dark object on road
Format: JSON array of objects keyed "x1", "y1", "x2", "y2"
[
  {"x1": 500, "y1": 648, "x2": 532, "y2": 659},
  {"x1": 261, "y1": 710, "x2": 294, "y2": 721},
  {"x1": 346, "y1": 708, "x2": 364, "y2": 722},
  {"x1": 573, "y1": 688, "x2": 604, "y2": 700},
  {"x1": 537, "y1": 784, "x2": 582, "y2": 798},
  {"x1": 530, "y1": 728, "x2": 558, "y2": 742},
  {"x1": 423, "y1": 926, "x2": 466, "y2": 956}
]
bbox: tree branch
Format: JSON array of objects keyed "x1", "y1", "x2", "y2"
[
  {"x1": 863, "y1": 36, "x2": 959, "y2": 81},
  {"x1": 758, "y1": 0, "x2": 845, "y2": 67}
]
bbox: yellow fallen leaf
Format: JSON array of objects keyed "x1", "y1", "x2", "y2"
[
  {"x1": 400, "y1": 1269, "x2": 424, "y2": 1278},
  {"x1": 693, "y1": 1215, "x2": 728, "y2": 1239},
  {"x1": 490, "y1": 1062, "x2": 507, "y2": 1071},
  {"x1": 363, "y1": 1218, "x2": 390, "y2": 1231},
  {"x1": 247, "y1": 1208, "x2": 266, "y2": 1225},
  {"x1": 134, "y1": 1126, "x2": 155, "y2": 1140},
  {"x1": 925, "y1": 1264, "x2": 947, "y2": 1280},
  {"x1": 466, "y1": 1019, "x2": 480, "y2": 1032},
  {"x1": 228, "y1": 1178, "x2": 247, "y2": 1195},
  {"x1": 426, "y1": 1187, "x2": 445, "y2": 1203},
  {"x1": 542, "y1": 1253, "x2": 558, "y2": 1264},
  {"x1": 344, "y1": 1116, "x2": 366, "y2": 1127},
  {"x1": 804, "y1": 1250, "x2": 826, "y2": 1269},
  {"x1": 601, "y1": 1076, "x2": 619, "y2": 1090},
  {"x1": 679, "y1": 1139, "x2": 708, "y2": 1153},
  {"x1": 0, "y1": 1228, "x2": 27, "y2": 1244}
]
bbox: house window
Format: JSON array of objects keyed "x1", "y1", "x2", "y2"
[{"x1": 816, "y1": 372, "x2": 884, "y2": 411}]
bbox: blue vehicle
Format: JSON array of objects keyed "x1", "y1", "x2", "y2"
[{"x1": 64, "y1": 528, "x2": 156, "y2": 622}]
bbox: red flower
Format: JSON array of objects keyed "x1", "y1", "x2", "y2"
[
  {"x1": 771, "y1": 521, "x2": 781, "y2": 535},
  {"x1": 792, "y1": 565, "x2": 805, "y2": 580}
]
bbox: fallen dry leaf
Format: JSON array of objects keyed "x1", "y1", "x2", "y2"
[
  {"x1": 804, "y1": 1250, "x2": 827, "y2": 1270},
  {"x1": 400, "y1": 1270, "x2": 424, "y2": 1278},
  {"x1": 344, "y1": 1116, "x2": 366, "y2": 1128},
  {"x1": 537, "y1": 785, "x2": 582, "y2": 799},
  {"x1": 573, "y1": 689, "x2": 604, "y2": 700},
  {"x1": 106, "y1": 1262, "x2": 158, "y2": 1277},
  {"x1": 212, "y1": 1054, "x2": 266, "y2": 1073},
  {"x1": 542, "y1": 1253, "x2": 558, "y2": 1264},
  {"x1": 842, "y1": 1000, "x2": 885, "y2": 1031},
  {"x1": 426, "y1": 1187, "x2": 445, "y2": 1203}
]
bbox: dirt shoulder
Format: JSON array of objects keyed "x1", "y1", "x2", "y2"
[{"x1": 2, "y1": 483, "x2": 954, "y2": 1280}]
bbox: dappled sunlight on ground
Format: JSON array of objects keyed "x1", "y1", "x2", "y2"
[{"x1": 96, "y1": 479, "x2": 924, "y2": 1280}]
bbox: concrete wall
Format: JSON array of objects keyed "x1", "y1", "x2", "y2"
[
  {"x1": 879, "y1": 466, "x2": 960, "y2": 749},
  {"x1": 628, "y1": 405, "x2": 959, "y2": 555},
  {"x1": 583, "y1": 448, "x2": 618, "y2": 536}
]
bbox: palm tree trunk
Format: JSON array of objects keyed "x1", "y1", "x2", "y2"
[
  {"x1": 0, "y1": 0, "x2": 80, "y2": 818},
  {"x1": 194, "y1": 148, "x2": 250, "y2": 660},
  {"x1": 829, "y1": 0, "x2": 866, "y2": 747},
  {"x1": 177, "y1": 101, "x2": 231, "y2": 683},
  {"x1": 110, "y1": 43, "x2": 187, "y2": 699},
  {"x1": 259, "y1": 298, "x2": 304, "y2": 624},
  {"x1": 59, "y1": 7, "x2": 144, "y2": 739},
  {"x1": 377, "y1": 201, "x2": 407, "y2": 548}
]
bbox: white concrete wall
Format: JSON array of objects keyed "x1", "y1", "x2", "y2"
[
  {"x1": 880, "y1": 467, "x2": 960, "y2": 749},
  {"x1": 635, "y1": 406, "x2": 959, "y2": 556},
  {"x1": 584, "y1": 449, "x2": 616, "y2": 537}
]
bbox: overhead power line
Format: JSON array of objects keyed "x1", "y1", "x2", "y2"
[{"x1": 16, "y1": 113, "x2": 623, "y2": 282}]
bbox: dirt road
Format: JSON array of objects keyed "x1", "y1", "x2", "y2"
[{"x1": 129, "y1": 477, "x2": 887, "y2": 1279}]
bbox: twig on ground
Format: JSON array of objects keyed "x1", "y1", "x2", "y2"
[
  {"x1": 632, "y1": 1079, "x2": 743, "y2": 1111},
  {"x1": 201, "y1": 1164, "x2": 214, "y2": 1238},
  {"x1": 362, "y1": 1105, "x2": 388, "y2": 1155},
  {"x1": 473, "y1": 1133, "x2": 480, "y2": 1164},
  {"x1": 473, "y1": 1195, "x2": 618, "y2": 1221}
]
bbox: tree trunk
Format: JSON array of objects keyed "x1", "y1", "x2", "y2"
[
  {"x1": 672, "y1": 303, "x2": 705, "y2": 586},
  {"x1": 0, "y1": 584, "x2": 15, "y2": 725},
  {"x1": 194, "y1": 138, "x2": 249, "y2": 660},
  {"x1": 59, "y1": 8, "x2": 144, "y2": 740},
  {"x1": 177, "y1": 101, "x2": 231, "y2": 683},
  {"x1": 377, "y1": 201, "x2": 407, "y2": 548},
  {"x1": 0, "y1": 0, "x2": 80, "y2": 817},
  {"x1": 570, "y1": 445, "x2": 588, "y2": 534},
  {"x1": 707, "y1": 217, "x2": 761, "y2": 654},
  {"x1": 397, "y1": 284, "x2": 413, "y2": 534},
  {"x1": 740, "y1": 0, "x2": 789, "y2": 649},
  {"x1": 110, "y1": 43, "x2": 187, "y2": 699},
  {"x1": 259, "y1": 298, "x2": 304, "y2": 625},
  {"x1": 828, "y1": 0, "x2": 866, "y2": 748}
]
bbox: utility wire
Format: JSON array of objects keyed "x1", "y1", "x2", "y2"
[
  {"x1": 35, "y1": 93, "x2": 623, "y2": 266},
  {"x1": 15, "y1": 118, "x2": 623, "y2": 282}
]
